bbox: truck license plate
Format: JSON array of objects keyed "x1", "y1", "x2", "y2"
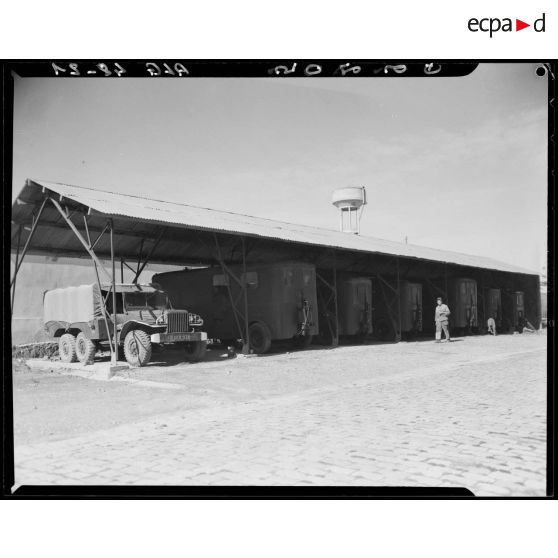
[{"x1": 164, "y1": 333, "x2": 190, "y2": 342}]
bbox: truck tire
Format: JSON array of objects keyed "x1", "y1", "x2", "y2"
[
  {"x1": 75, "y1": 332, "x2": 97, "y2": 365},
  {"x1": 124, "y1": 330, "x2": 152, "y2": 367},
  {"x1": 59, "y1": 333, "x2": 77, "y2": 363},
  {"x1": 184, "y1": 340, "x2": 207, "y2": 362},
  {"x1": 248, "y1": 322, "x2": 272, "y2": 354}
]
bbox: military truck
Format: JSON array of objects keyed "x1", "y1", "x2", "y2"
[
  {"x1": 43, "y1": 283, "x2": 207, "y2": 366},
  {"x1": 373, "y1": 280, "x2": 423, "y2": 341},
  {"x1": 449, "y1": 278, "x2": 478, "y2": 334},
  {"x1": 153, "y1": 262, "x2": 319, "y2": 354},
  {"x1": 335, "y1": 276, "x2": 373, "y2": 341}
]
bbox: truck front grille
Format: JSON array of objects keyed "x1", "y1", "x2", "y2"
[{"x1": 167, "y1": 310, "x2": 189, "y2": 333}]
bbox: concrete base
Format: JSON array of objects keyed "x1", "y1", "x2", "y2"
[
  {"x1": 25, "y1": 359, "x2": 129, "y2": 381},
  {"x1": 22, "y1": 358, "x2": 184, "y2": 389},
  {"x1": 109, "y1": 364, "x2": 130, "y2": 376}
]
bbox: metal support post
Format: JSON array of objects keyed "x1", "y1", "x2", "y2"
[
  {"x1": 424, "y1": 276, "x2": 446, "y2": 298},
  {"x1": 11, "y1": 225, "x2": 23, "y2": 315},
  {"x1": 396, "y1": 257, "x2": 402, "y2": 342},
  {"x1": 332, "y1": 267, "x2": 339, "y2": 346},
  {"x1": 241, "y1": 237, "x2": 250, "y2": 354},
  {"x1": 316, "y1": 272, "x2": 335, "y2": 346},
  {"x1": 377, "y1": 273, "x2": 401, "y2": 341},
  {"x1": 213, "y1": 233, "x2": 246, "y2": 345},
  {"x1": 83, "y1": 216, "x2": 114, "y2": 358},
  {"x1": 316, "y1": 266, "x2": 339, "y2": 347},
  {"x1": 50, "y1": 197, "x2": 112, "y2": 281},
  {"x1": 481, "y1": 272, "x2": 486, "y2": 328},
  {"x1": 110, "y1": 221, "x2": 118, "y2": 364},
  {"x1": 134, "y1": 227, "x2": 166, "y2": 283},
  {"x1": 10, "y1": 197, "x2": 48, "y2": 289},
  {"x1": 135, "y1": 239, "x2": 145, "y2": 282}
]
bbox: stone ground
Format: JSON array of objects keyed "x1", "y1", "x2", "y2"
[{"x1": 12, "y1": 333, "x2": 547, "y2": 496}]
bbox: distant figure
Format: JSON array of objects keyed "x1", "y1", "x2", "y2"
[
  {"x1": 487, "y1": 316, "x2": 496, "y2": 336},
  {"x1": 435, "y1": 297, "x2": 451, "y2": 342}
]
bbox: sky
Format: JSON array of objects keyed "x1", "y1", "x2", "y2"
[{"x1": 12, "y1": 63, "x2": 548, "y2": 272}]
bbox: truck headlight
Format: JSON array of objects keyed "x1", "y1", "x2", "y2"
[{"x1": 188, "y1": 313, "x2": 204, "y2": 327}]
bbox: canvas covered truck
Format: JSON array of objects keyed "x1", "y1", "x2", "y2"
[
  {"x1": 153, "y1": 262, "x2": 319, "y2": 354},
  {"x1": 449, "y1": 278, "x2": 478, "y2": 334},
  {"x1": 336, "y1": 276, "x2": 373, "y2": 340},
  {"x1": 372, "y1": 280, "x2": 423, "y2": 341},
  {"x1": 43, "y1": 283, "x2": 207, "y2": 366},
  {"x1": 399, "y1": 281, "x2": 423, "y2": 337}
]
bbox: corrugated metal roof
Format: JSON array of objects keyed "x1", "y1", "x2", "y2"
[{"x1": 14, "y1": 179, "x2": 537, "y2": 276}]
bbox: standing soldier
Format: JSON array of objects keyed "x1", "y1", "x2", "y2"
[
  {"x1": 487, "y1": 315, "x2": 497, "y2": 335},
  {"x1": 435, "y1": 297, "x2": 451, "y2": 342}
]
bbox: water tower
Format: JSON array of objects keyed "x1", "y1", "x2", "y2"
[{"x1": 332, "y1": 186, "x2": 367, "y2": 234}]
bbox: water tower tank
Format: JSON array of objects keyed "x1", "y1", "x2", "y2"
[
  {"x1": 332, "y1": 187, "x2": 367, "y2": 234},
  {"x1": 332, "y1": 187, "x2": 366, "y2": 209}
]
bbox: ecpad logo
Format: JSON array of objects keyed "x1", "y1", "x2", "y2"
[{"x1": 468, "y1": 13, "x2": 546, "y2": 37}]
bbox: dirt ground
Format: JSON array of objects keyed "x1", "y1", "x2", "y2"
[
  {"x1": 12, "y1": 333, "x2": 546, "y2": 444},
  {"x1": 11, "y1": 332, "x2": 548, "y2": 494}
]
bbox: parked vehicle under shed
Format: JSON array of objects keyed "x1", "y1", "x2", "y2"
[{"x1": 153, "y1": 262, "x2": 319, "y2": 354}]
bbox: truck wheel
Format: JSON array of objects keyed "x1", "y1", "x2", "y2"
[
  {"x1": 184, "y1": 340, "x2": 207, "y2": 362},
  {"x1": 75, "y1": 332, "x2": 97, "y2": 365},
  {"x1": 124, "y1": 330, "x2": 152, "y2": 367},
  {"x1": 59, "y1": 334, "x2": 77, "y2": 363},
  {"x1": 249, "y1": 322, "x2": 272, "y2": 354}
]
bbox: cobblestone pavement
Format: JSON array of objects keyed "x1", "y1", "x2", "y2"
[{"x1": 14, "y1": 341, "x2": 546, "y2": 496}]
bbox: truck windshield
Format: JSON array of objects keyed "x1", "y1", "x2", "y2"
[{"x1": 125, "y1": 291, "x2": 169, "y2": 310}]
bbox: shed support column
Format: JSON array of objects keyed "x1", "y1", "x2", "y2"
[
  {"x1": 10, "y1": 225, "x2": 22, "y2": 316},
  {"x1": 396, "y1": 257, "x2": 402, "y2": 342},
  {"x1": 316, "y1": 267, "x2": 338, "y2": 348},
  {"x1": 133, "y1": 227, "x2": 166, "y2": 284},
  {"x1": 84, "y1": 217, "x2": 115, "y2": 359},
  {"x1": 481, "y1": 272, "x2": 486, "y2": 329},
  {"x1": 50, "y1": 198, "x2": 112, "y2": 281},
  {"x1": 110, "y1": 220, "x2": 118, "y2": 364},
  {"x1": 10, "y1": 197, "x2": 49, "y2": 291},
  {"x1": 241, "y1": 237, "x2": 250, "y2": 355},
  {"x1": 332, "y1": 266, "x2": 339, "y2": 347},
  {"x1": 213, "y1": 233, "x2": 246, "y2": 347},
  {"x1": 376, "y1": 273, "x2": 401, "y2": 342}
]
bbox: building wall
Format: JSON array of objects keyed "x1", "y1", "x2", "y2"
[{"x1": 10, "y1": 257, "x2": 181, "y2": 345}]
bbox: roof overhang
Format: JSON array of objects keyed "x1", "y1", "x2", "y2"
[{"x1": 11, "y1": 179, "x2": 538, "y2": 277}]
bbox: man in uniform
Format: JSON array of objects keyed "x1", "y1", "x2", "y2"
[
  {"x1": 487, "y1": 315, "x2": 497, "y2": 335},
  {"x1": 435, "y1": 297, "x2": 451, "y2": 342}
]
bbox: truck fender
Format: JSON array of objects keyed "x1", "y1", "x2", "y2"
[
  {"x1": 45, "y1": 321, "x2": 97, "y2": 339},
  {"x1": 68, "y1": 322, "x2": 97, "y2": 339},
  {"x1": 45, "y1": 320, "x2": 70, "y2": 338},
  {"x1": 119, "y1": 321, "x2": 160, "y2": 343}
]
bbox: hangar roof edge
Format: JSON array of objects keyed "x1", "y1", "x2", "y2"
[{"x1": 12, "y1": 179, "x2": 538, "y2": 277}]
